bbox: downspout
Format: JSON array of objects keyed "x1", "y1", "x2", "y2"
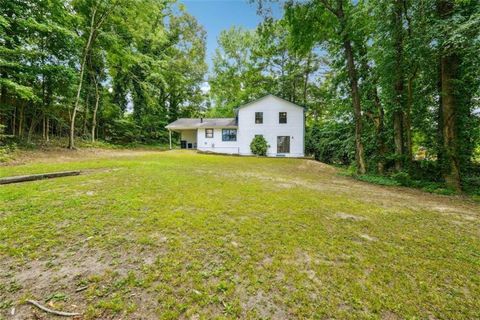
[
  {"x1": 303, "y1": 108, "x2": 306, "y2": 157},
  {"x1": 169, "y1": 129, "x2": 172, "y2": 150}
]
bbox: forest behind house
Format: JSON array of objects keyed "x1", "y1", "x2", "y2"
[{"x1": 1, "y1": 0, "x2": 479, "y2": 194}]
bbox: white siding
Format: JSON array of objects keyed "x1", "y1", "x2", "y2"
[
  {"x1": 197, "y1": 128, "x2": 240, "y2": 154},
  {"x1": 237, "y1": 96, "x2": 305, "y2": 157}
]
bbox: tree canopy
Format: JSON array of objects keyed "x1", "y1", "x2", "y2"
[{"x1": 1, "y1": 0, "x2": 479, "y2": 192}]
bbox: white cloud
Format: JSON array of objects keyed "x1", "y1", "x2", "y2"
[{"x1": 200, "y1": 81, "x2": 210, "y2": 94}]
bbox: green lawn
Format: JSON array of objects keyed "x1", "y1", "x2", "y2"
[{"x1": 1, "y1": 150, "x2": 479, "y2": 319}]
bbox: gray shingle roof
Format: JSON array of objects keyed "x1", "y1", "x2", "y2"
[{"x1": 166, "y1": 118, "x2": 237, "y2": 130}]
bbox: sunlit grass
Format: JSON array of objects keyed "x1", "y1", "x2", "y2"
[{"x1": 1, "y1": 150, "x2": 479, "y2": 319}]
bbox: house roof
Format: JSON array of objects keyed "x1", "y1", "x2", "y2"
[
  {"x1": 165, "y1": 94, "x2": 304, "y2": 130},
  {"x1": 165, "y1": 118, "x2": 237, "y2": 130},
  {"x1": 237, "y1": 94, "x2": 306, "y2": 110}
]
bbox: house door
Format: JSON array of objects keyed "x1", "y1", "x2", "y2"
[{"x1": 277, "y1": 136, "x2": 290, "y2": 153}]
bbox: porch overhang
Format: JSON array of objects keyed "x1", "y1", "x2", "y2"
[{"x1": 165, "y1": 118, "x2": 238, "y2": 131}]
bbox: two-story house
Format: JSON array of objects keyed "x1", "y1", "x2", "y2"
[{"x1": 165, "y1": 94, "x2": 305, "y2": 157}]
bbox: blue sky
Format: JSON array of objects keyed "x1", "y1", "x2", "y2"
[{"x1": 181, "y1": 0, "x2": 283, "y2": 71}]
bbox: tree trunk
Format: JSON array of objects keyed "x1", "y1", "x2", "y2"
[
  {"x1": 440, "y1": 51, "x2": 461, "y2": 190},
  {"x1": 42, "y1": 114, "x2": 46, "y2": 140},
  {"x1": 12, "y1": 107, "x2": 16, "y2": 136},
  {"x1": 374, "y1": 89, "x2": 386, "y2": 174},
  {"x1": 403, "y1": 0, "x2": 414, "y2": 164},
  {"x1": 404, "y1": 74, "x2": 415, "y2": 162},
  {"x1": 27, "y1": 115, "x2": 38, "y2": 143},
  {"x1": 46, "y1": 117, "x2": 50, "y2": 142},
  {"x1": 18, "y1": 104, "x2": 24, "y2": 137},
  {"x1": 337, "y1": 4, "x2": 366, "y2": 174},
  {"x1": 438, "y1": 0, "x2": 461, "y2": 191},
  {"x1": 91, "y1": 74, "x2": 100, "y2": 142},
  {"x1": 303, "y1": 52, "x2": 312, "y2": 105},
  {"x1": 83, "y1": 91, "x2": 89, "y2": 137},
  {"x1": 393, "y1": 0, "x2": 405, "y2": 172},
  {"x1": 68, "y1": 6, "x2": 98, "y2": 149},
  {"x1": 393, "y1": 111, "x2": 404, "y2": 170},
  {"x1": 357, "y1": 42, "x2": 386, "y2": 174}
]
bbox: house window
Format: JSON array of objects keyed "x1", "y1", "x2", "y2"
[
  {"x1": 205, "y1": 128, "x2": 214, "y2": 138},
  {"x1": 222, "y1": 129, "x2": 237, "y2": 141},
  {"x1": 279, "y1": 112, "x2": 287, "y2": 124},
  {"x1": 255, "y1": 112, "x2": 263, "y2": 124}
]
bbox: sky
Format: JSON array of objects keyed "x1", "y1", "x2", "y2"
[{"x1": 181, "y1": 0, "x2": 283, "y2": 71}]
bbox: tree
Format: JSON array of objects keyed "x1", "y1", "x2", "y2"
[
  {"x1": 209, "y1": 26, "x2": 264, "y2": 116},
  {"x1": 68, "y1": 0, "x2": 121, "y2": 149},
  {"x1": 0, "y1": 0, "x2": 208, "y2": 146},
  {"x1": 285, "y1": 0, "x2": 367, "y2": 174},
  {"x1": 436, "y1": 0, "x2": 480, "y2": 190}
]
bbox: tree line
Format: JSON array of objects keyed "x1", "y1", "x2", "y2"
[
  {"x1": 1, "y1": 0, "x2": 479, "y2": 192},
  {"x1": 0, "y1": 0, "x2": 207, "y2": 148},
  {"x1": 207, "y1": 0, "x2": 480, "y2": 192}
]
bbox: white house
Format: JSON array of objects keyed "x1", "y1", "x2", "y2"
[{"x1": 166, "y1": 95, "x2": 305, "y2": 157}]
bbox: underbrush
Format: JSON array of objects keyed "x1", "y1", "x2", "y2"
[
  {"x1": 4, "y1": 136, "x2": 168, "y2": 151},
  {"x1": 0, "y1": 125, "x2": 16, "y2": 162},
  {"x1": 0, "y1": 143, "x2": 16, "y2": 162},
  {"x1": 343, "y1": 160, "x2": 480, "y2": 197},
  {"x1": 351, "y1": 173, "x2": 457, "y2": 195}
]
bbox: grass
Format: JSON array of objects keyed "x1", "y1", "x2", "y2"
[
  {"x1": 1, "y1": 150, "x2": 479, "y2": 319},
  {"x1": 351, "y1": 173, "x2": 461, "y2": 196}
]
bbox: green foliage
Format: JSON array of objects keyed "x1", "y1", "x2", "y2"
[
  {"x1": 352, "y1": 172, "x2": 458, "y2": 195},
  {"x1": 208, "y1": 21, "x2": 323, "y2": 116},
  {"x1": 305, "y1": 121, "x2": 354, "y2": 165},
  {"x1": 355, "y1": 174, "x2": 401, "y2": 187},
  {"x1": 391, "y1": 172, "x2": 412, "y2": 187},
  {"x1": 0, "y1": 124, "x2": 16, "y2": 162},
  {"x1": 250, "y1": 135, "x2": 269, "y2": 156},
  {"x1": 46, "y1": 292, "x2": 68, "y2": 302},
  {"x1": 104, "y1": 116, "x2": 140, "y2": 144},
  {"x1": 283, "y1": 0, "x2": 480, "y2": 190},
  {"x1": 0, "y1": 0, "x2": 207, "y2": 146}
]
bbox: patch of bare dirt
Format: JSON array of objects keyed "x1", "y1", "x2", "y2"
[
  {"x1": 224, "y1": 159, "x2": 480, "y2": 219},
  {"x1": 297, "y1": 159, "x2": 337, "y2": 174},
  {"x1": 359, "y1": 234, "x2": 378, "y2": 242},
  {"x1": 2, "y1": 147, "x2": 164, "y2": 166},
  {"x1": 336, "y1": 212, "x2": 367, "y2": 221},
  {"x1": 237, "y1": 287, "x2": 288, "y2": 319},
  {"x1": 0, "y1": 237, "x2": 165, "y2": 320}
]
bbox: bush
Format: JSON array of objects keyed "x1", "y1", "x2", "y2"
[
  {"x1": 462, "y1": 174, "x2": 480, "y2": 195},
  {"x1": 0, "y1": 124, "x2": 16, "y2": 162},
  {"x1": 391, "y1": 172, "x2": 412, "y2": 186},
  {"x1": 305, "y1": 121, "x2": 354, "y2": 165},
  {"x1": 104, "y1": 117, "x2": 141, "y2": 144},
  {"x1": 420, "y1": 183, "x2": 456, "y2": 195},
  {"x1": 409, "y1": 160, "x2": 442, "y2": 182},
  {"x1": 250, "y1": 135, "x2": 269, "y2": 156},
  {"x1": 355, "y1": 174, "x2": 401, "y2": 186}
]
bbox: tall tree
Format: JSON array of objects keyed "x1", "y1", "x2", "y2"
[
  {"x1": 68, "y1": 0, "x2": 120, "y2": 149},
  {"x1": 392, "y1": 0, "x2": 406, "y2": 171},
  {"x1": 436, "y1": 0, "x2": 479, "y2": 190},
  {"x1": 286, "y1": 0, "x2": 367, "y2": 173}
]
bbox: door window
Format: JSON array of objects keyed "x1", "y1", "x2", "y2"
[{"x1": 277, "y1": 136, "x2": 290, "y2": 153}]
